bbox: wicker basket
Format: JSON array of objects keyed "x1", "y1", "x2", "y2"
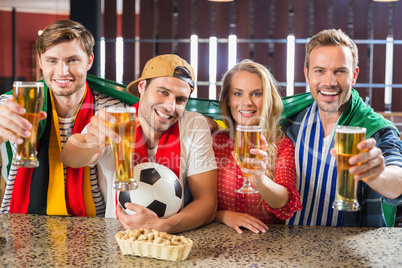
[{"x1": 115, "y1": 232, "x2": 193, "y2": 261}]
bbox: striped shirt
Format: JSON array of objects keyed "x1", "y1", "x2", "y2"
[
  {"x1": 287, "y1": 103, "x2": 341, "y2": 226},
  {"x1": 0, "y1": 90, "x2": 128, "y2": 216}
]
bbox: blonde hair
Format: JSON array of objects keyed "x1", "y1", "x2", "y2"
[{"x1": 219, "y1": 59, "x2": 283, "y2": 180}]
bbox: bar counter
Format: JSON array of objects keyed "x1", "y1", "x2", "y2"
[{"x1": 0, "y1": 213, "x2": 401, "y2": 267}]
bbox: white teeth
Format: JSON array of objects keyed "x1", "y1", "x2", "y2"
[
  {"x1": 155, "y1": 109, "x2": 171, "y2": 119},
  {"x1": 240, "y1": 110, "x2": 255, "y2": 114},
  {"x1": 55, "y1": 80, "x2": 70, "y2": 84},
  {"x1": 320, "y1": 90, "x2": 338, "y2": 96}
]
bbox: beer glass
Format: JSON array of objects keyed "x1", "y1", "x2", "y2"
[
  {"x1": 12, "y1": 81, "x2": 44, "y2": 168},
  {"x1": 333, "y1": 125, "x2": 366, "y2": 211},
  {"x1": 106, "y1": 107, "x2": 138, "y2": 191},
  {"x1": 234, "y1": 125, "x2": 262, "y2": 194}
]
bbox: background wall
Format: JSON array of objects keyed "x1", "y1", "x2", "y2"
[
  {"x1": 113, "y1": 0, "x2": 402, "y2": 113},
  {"x1": 0, "y1": 10, "x2": 68, "y2": 93},
  {"x1": 1, "y1": 0, "x2": 402, "y2": 114},
  {"x1": 103, "y1": 0, "x2": 402, "y2": 113}
]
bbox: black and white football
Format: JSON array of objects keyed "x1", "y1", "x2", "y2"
[{"x1": 117, "y1": 162, "x2": 183, "y2": 218}]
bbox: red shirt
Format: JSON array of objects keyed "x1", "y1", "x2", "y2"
[{"x1": 213, "y1": 130, "x2": 302, "y2": 224}]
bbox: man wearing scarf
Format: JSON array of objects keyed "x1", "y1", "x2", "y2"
[
  {"x1": 61, "y1": 54, "x2": 218, "y2": 233},
  {"x1": 0, "y1": 20, "x2": 133, "y2": 217},
  {"x1": 282, "y1": 29, "x2": 402, "y2": 227}
]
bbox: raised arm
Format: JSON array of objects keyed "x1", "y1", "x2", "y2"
[{"x1": 60, "y1": 109, "x2": 120, "y2": 167}]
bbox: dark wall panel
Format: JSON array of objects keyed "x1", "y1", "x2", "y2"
[
  {"x1": 122, "y1": 0, "x2": 136, "y2": 84},
  {"x1": 272, "y1": 0, "x2": 288, "y2": 86},
  {"x1": 392, "y1": 2, "x2": 402, "y2": 111},
  {"x1": 176, "y1": 0, "x2": 192, "y2": 61},
  {"x1": 293, "y1": 0, "x2": 310, "y2": 95},
  {"x1": 313, "y1": 0, "x2": 330, "y2": 33},
  {"x1": 371, "y1": 2, "x2": 388, "y2": 111},
  {"x1": 104, "y1": 0, "x2": 117, "y2": 81},
  {"x1": 352, "y1": 0, "x2": 370, "y2": 99},
  {"x1": 215, "y1": 1, "x2": 231, "y2": 86},
  {"x1": 156, "y1": 0, "x2": 173, "y2": 55},
  {"x1": 253, "y1": 0, "x2": 271, "y2": 68},
  {"x1": 71, "y1": 0, "x2": 101, "y2": 77},
  {"x1": 353, "y1": 1, "x2": 370, "y2": 40},
  {"x1": 194, "y1": 0, "x2": 212, "y2": 99},
  {"x1": 332, "y1": 0, "x2": 349, "y2": 31},
  {"x1": 235, "y1": 0, "x2": 251, "y2": 62},
  {"x1": 139, "y1": 0, "x2": 155, "y2": 74}
]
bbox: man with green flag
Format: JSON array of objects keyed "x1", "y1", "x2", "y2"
[{"x1": 283, "y1": 29, "x2": 402, "y2": 227}]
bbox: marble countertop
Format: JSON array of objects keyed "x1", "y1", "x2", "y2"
[{"x1": 0, "y1": 213, "x2": 401, "y2": 267}]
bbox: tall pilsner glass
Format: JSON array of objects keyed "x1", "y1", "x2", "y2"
[
  {"x1": 12, "y1": 81, "x2": 44, "y2": 168},
  {"x1": 333, "y1": 125, "x2": 366, "y2": 211},
  {"x1": 106, "y1": 107, "x2": 138, "y2": 191},
  {"x1": 234, "y1": 125, "x2": 262, "y2": 194}
]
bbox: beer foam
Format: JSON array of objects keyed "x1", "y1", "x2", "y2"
[
  {"x1": 236, "y1": 125, "x2": 263, "y2": 132},
  {"x1": 13, "y1": 81, "x2": 44, "y2": 88},
  {"x1": 106, "y1": 107, "x2": 136, "y2": 114},
  {"x1": 335, "y1": 126, "x2": 366, "y2": 134}
]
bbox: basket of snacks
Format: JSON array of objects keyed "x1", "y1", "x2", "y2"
[{"x1": 115, "y1": 228, "x2": 193, "y2": 261}]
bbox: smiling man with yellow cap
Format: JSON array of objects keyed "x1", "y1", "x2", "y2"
[{"x1": 61, "y1": 54, "x2": 218, "y2": 233}]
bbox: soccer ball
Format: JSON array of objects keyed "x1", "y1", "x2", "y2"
[{"x1": 117, "y1": 162, "x2": 183, "y2": 218}]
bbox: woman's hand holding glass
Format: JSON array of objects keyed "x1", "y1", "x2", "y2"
[
  {"x1": 242, "y1": 133, "x2": 291, "y2": 210},
  {"x1": 234, "y1": 125, "x2": 265, "y2": 193},
  {"x1": 239, "y1": 133, "x2": 270, "y2": 189}
]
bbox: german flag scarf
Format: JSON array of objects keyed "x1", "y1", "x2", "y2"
[{"x1": 9, "y1": 83, "x2": 96, "y2": 217}]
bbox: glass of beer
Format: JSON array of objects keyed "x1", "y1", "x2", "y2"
[
  {"x1": 12, "y1": 81, "x2": 44, "y2": 168},
  {"x1": 106, "y1": 107, "x2": 138, "y2": 191},
  {"x1": 333, "y1": 125, "x2": 366, "y2": 211},
  {"x1": 234, "y1": 125, "x2": 262, "y2": 194}
]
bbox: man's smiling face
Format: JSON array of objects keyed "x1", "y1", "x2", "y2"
[
  {"x1": 137, "y1": 77, "x2": 191, "y2": 136},
  {"x1": 305, "y1": 45, "x2": 359, "y2": 116}
]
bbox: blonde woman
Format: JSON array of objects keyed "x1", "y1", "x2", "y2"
[{"x1": 213, "y1": 59, "x2": 302, "y2": 234}]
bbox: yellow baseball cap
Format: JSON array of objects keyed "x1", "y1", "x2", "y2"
[{"x1": 126, "y1": 54, "x2": 195, "y2": 98}]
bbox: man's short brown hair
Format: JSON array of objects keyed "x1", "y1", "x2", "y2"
[
  {"x1": 305, "y1": 29, "x2": 358, "y2": 70},
  {"x1": 36, "y1": 20, "x2": 94, "y2": 58}
]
